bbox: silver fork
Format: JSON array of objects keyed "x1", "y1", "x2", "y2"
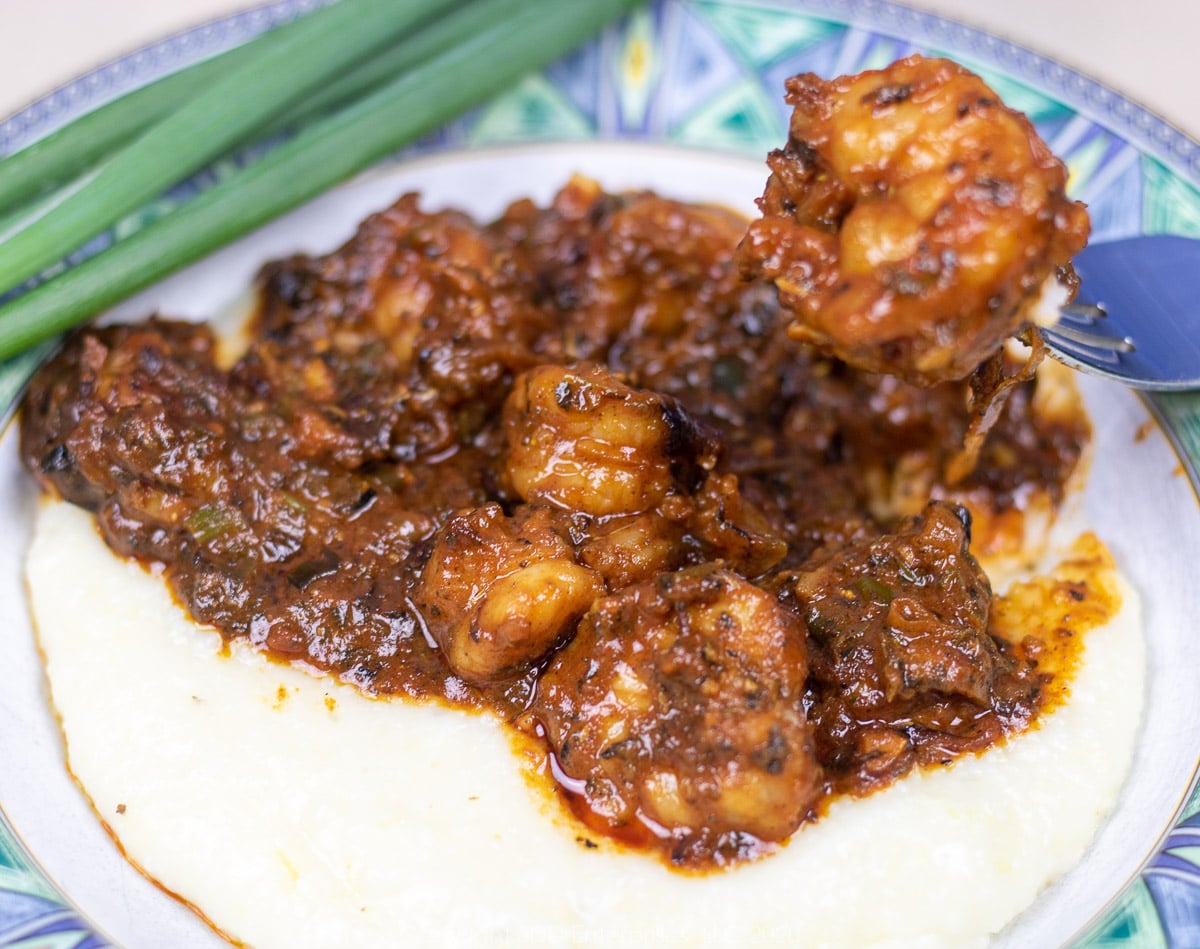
[{"x1": 1041, "y1": 234, "x2": 1200, "y2": 390}]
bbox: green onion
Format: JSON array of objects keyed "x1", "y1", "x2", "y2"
[
  {"x1": 0, "y1": 0, "x2": 517, "y2": 222},
  {"x1": 0, "y1": 0, "x2": 640, "y2": 360},
  {"x1": 253, "y1": 5, "x2": 488, "y2": 141},
  {"x1": 0, "y1": 184, "x2": 73, "y2": 242},
  {"x1": 856, "y1": 576, "x2": 895, "y2": 605},
  {"x1": 185, "y1": 504, "x2": 237, "y2": 544},
  {"x1": 0, "y1": 20, "x2": 290, "y2": 219},
  {"x1": 0, "y1": 0, "x2": 460, "y2": 296}
]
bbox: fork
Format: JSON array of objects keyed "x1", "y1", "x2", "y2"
[{"x1": 1041, "y1": 234, "x2": 1200, "y2": 390}]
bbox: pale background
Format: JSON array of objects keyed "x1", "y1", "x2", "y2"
[{"x1": 1, "y1": 0, "x2": 1198, "y2": 136}]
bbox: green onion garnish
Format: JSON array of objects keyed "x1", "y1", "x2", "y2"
[
  {"x1": 185, "y1": 504, "x2": 238, "y2": 544},
  {"x1": 0, "y1": 0, "x2": 640, "y2": 361},
  {"x1": 0, "y1": 23, "x2": 285, "y2": 220},
  {"x1": 857, "y1": 576, "x2": 896, "y2": 605},
  {"x1": 0, "y1": 0, "x2": 462, "y2": 296},
  {"x1": 0, "y1": 0, "x2": 526, "y2": 222}
]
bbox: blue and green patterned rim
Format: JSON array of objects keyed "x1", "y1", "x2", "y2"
[{"x1": 3, "y1": 1, "x2": 1199, "y2": 946}]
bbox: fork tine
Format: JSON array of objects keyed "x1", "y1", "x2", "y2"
[
  {"x1": 1041, "y1": 323, "x2": 1132, "y2": 357},
  {"x1": 1044, "y1": 322, "x2": 1135, "y2": 353},
  {"x1": 1059, "y1": 301, "x2": 1108, "y2": 322},
  {"x1": 1043, "y1": 332, "x2": 1126, "y2": 366}
]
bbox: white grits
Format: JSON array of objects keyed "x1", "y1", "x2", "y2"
[{"x1": 27, "y1": 499, "x2": 1144, "y2": 949}]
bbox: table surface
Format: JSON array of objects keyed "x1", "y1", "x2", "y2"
[{"x1": 2, "y1": 0, "x2": 1199, "y2": 138}]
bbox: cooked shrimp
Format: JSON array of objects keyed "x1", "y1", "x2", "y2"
[
  {"x1": 500, "y1": 363, "x2": 718, "y2": 517},
  {"x1": 738, "y1": 54, "x2": 1089, "y2": 383},
  {"x1": 532, "y1": 564, "x2": 820, "y2": 866},
  {"x1": 409, "y1": 504, "x2": 602, "y2": 685}
]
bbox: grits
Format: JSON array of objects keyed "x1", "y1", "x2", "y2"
[{"x1": 28, "y1": 498, "x2": 1144, "y2": 949}]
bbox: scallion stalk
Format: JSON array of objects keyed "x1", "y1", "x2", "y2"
[
  {"x1": 0, "y1": 0, "x2": 460, "y2": 296},
  {"x1": 255, "y1": 3, "x2": 498, "y2": 141},
  {"x1": 0, "y1": 0, "x2": 514, "y2": 221},
  {"x1": 0, "y1": 14, "x2": 300, "y2": 218},
  {"x1": 0, "y1": 0, "x2": 641, "y2": 360}
]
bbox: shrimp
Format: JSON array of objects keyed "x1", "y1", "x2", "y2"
[
  {"x1": 531, "y1": 564, "x2": 820, "y2": 866},
  {"x1": 500, "y1": 362, "x2": 719, "y2": 517},
  {"x1": 409, "y1": 504, "x2": 603, "y2": 685},
  {"x1": 738, "y1": 54, "x2": 1089, "y2": 384}
]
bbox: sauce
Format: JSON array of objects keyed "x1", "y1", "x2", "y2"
[{"x1": 20, "y1": 175, "x2": 1093, "y2": 870}]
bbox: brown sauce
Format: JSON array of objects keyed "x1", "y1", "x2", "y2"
[{"x1": 21, "y1": 173, "x2": 1095, "y2": 871}]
